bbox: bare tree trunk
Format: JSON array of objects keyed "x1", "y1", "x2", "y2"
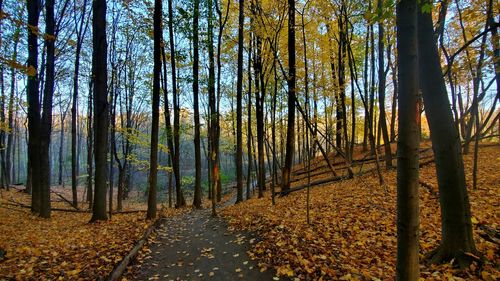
[
  {"x1": 27, "y1": 0, "x2": 41, "y2": 214},
  {"x1": 235, "y1": 0, "x2": 244, "y2": 203},
  {"x1": 38, "y1": 0, "x2": 56, "y2": 218},
  {"x1": 246, "y1": 31, "x2": 253, "y2": 200},
  {"x1": 6, "y1": 22, "x2": 21, "y2": 188},
  {"x1": 90, "y1": 0, "x2": 109, "y2": 222},
  {"x1": 208, "y1": 0, "x2": 218, "y2": 215},
  {"x1": 72, "y1": 0, "x2": 90, "y2": 209},
  {"x1": 147, "y1": 0, "x2": 162, "y2": 219},
  {"x1": 396, "y1": 0, "x2": 420, "y2": 277},
  {"x1": 168, "y1": 0, "x2": 185, "y2": 208},
  {"x1": 418, "y1": 3, "x2": 476, "y2": 265},
  {"x1": 377, "y1": 0, "x2": 392, "y2": 169},
  {"x1": 192, "y1": 0, "x2": 202, "y2": 209},
  {"x1": 281, "y1": 0, "x2": 296, "y2": 192},
  {"x1": 58, "y1": 110, "x2": 66, "y2": 186},
  {"x1": 86, "y1": 80, "x2": 93, "y2": 209}
]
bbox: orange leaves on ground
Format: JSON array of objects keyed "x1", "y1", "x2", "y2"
[
  {"x1": 0, "y1": 190, "x2": 181, "y2": 279},
  {"x1": 222, "y1": 144, "x2": 500, "y2": 280}
]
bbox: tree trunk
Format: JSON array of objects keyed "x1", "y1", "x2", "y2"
[
  {"x1": 90, "y1": 0, "x2": 109, "y2": 222},
  {"x1": 147, "y1": 0, "x2": 162, "y2": 220},
  {"x1": 27, "y1": 0, "x2": 41, "y2": 214},
  {"x1": 6, "y1": 23, "x2": 21, "y2": 188},
  {"x1": 246, "y1": 30, "x2": 253, "y2": 200},
  {"x1": 235, "y1": 0, "x2": 244, "y2": 204},
  {"x1": 192, "y1": 0, "x2": 202, "y2": 209},
  {"x1": 377, "y1": 0, "x2": 392, "y2": 169},
  {"x1": 417, "y1": 3, "x2": 476, "y2": 266},
  {"x1": 72, "y1": 0, "x2": 89, "y2": 209},
  {"x1": 208, "y1": 0, "x2": 218, "y2": 215},
  {"x1": 395, "y1": 0, "x2": 420, "y2": 277},
  {"x1": 168, "y1": 0, "x2": 185, "y2": 208},
  {"x1": 86, "y1": 80, "x2": 93, "y2": 209},
  {"x1": 58, "y1": 111, "x2": 65, "y2": 186},
  {"x1": 38, "y1": 0, "x2": 56, "y2": 218},
  {"x1": 281, "y1": 0, "x2": 296, "y2": 192}
]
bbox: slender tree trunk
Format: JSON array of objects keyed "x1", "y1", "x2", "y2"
[
  {"x1": 396, "y1": 0, "x2": 420, "y2": 277},
  {"x1": 27, "y1": 0, "x2": 41, "y2": 214},
  {"x1": 161, "y1": 45, "x2": 174, "y2": 207},
  {"x1": 388, "y1": 40, "x2": 398, "y2": 142},
  {"x1": 90, "y1": 0, "x2": 109, "y2": 222},
  {"x1": 377, "y1": 0, "x2": 392, "y2": 168},
  {"x1": 147, "y1": 0, "x2": 162, "y2": 219},
  {"x1": 369, "y1": 4, "x2": 376, "y2": 155},
  {"x1": 282, "y1": 0, "x2": 296, "y2": 192},
  {"x1": 86, "y1": 80, "x2": 93, "y2": 208},
  {"x1": 235, "y1": 0, "x2": 244, "y2": 204},
  {"x1": 71, "y1": 0, "x2": 89, "y2": 208},
  {"x1": 39, "y1": 0, "x2": 56, "y2": 218},
  {"x1": 208, "y1": 0, "x2": 218, "y2": 215},
  {"x1": 6, "y1": 24, "x2": 21, "y2": 188},
  {"x1": 58, "y1": 112, "x2": 65, "y2": 186},
  {"x1": 168, "y1": 0, "x2": 185, "y2": 208},
  {"x1": 246, "y1": 31, "x2": 253, "y2": 200},
  {"x1": 192, "y1": 0, "x2": 202, "y2": 209}
]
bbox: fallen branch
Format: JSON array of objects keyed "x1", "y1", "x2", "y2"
[
  {"x1": 5, "y1": 200, "x2": 89, "y2": 213},
  {"x1": 278, "y1": 175, "x2": 346, "y2": 196},
  {"x1": 419, "y1": 180, "x2": 439, "y2": 198},
  {"x1": 278, "y1": 167, "x2": 378, "y2": 196},
  {"x1": 4, "y1": 199, "x2": 145, "y2": 214},
  {"x1": 478, "y1": 224, "x2": 500, "y2": 245},
  {"x1": 51, "y1": 190, "x2": 79, "y2": 210},
  {"x1": 106, "y1": 218, "x2": 166, "y2": 281}
]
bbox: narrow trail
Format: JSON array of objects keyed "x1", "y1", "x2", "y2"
[{"x1": 134, "y1": 205, "x2": 278, "y2": 281}]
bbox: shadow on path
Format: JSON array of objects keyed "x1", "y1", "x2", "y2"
[{"x1": 135, "y1": 208, "x2": 279, "y2": 281}]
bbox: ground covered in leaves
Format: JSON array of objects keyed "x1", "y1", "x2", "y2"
[
  {"x1": 222, "y1": 144, "x2": 500, "y2": 280},
  {"x1": 0, "y1": 189, "x2": 182, "y2": 279}
]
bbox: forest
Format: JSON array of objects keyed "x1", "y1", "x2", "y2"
[{"x1": 0, "y1": 0, "x2": 498, "y2": 279}]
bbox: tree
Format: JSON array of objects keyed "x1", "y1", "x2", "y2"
[
  {"x1": 192, "y1": 0, "x2": 202, "y2": 209},
  {"x1": 417, "y1": 1, "x2": 475, "y2": 266},
  {"x1": 26, "y1": 0, "x2": 41, "y2": 214},
  {"x1": 147, "y1": 0, "x2": 162, "y2": 220},
  {"x1": 281, "y1": 0, "x2": 296, "y2": 192},
  {"x1": 168, "y1": 0, "x2": 186, "y2": 208},
  {"x1": 235, "y1": 0, "x2": 244, "y2": 203},
  {"x1": 395, "y1": 0, "x2": 420, "y2": 277},
  {"x1": 208, "y1": 0, "x2": 218, "y2": 215},
  {"x1": 90, "y1": 0, "x2": 109, "y2": 222},
  {"x1": 6, "y1": 7, "x2": 23, "y2": 188},
  {"x1": 71, "y1": 0, "x2": 90, "y2": 208},
  {"x1": 377, "y1": 0, "x2": 392, "y2": 169}
]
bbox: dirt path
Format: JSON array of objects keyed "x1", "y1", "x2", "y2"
[{"x1": 134, "y1": 208, "x2": 279, "y2": 281}]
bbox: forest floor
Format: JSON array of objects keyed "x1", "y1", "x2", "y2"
[
  {"x1": 0, "y1": 143, "x2": 498, "y2": 280},
  {"x1": 222, "y1": 143, "x2": 500, "y2": 280},
  {"x1": 0, "y1": 187, "x2": 184, "y2": 279},
  {"x1": 130, "y1": 208, "x2": 278, "y2": 281}
]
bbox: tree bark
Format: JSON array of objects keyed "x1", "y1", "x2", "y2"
[
  {"x1": 192, "y1": 0, "x2": 202, "y2": 209},
  {"x1": 235, "y1": 0, "x2": 245, "y2": 204},
  {"x1": 417, "y1": 3, "x2": 476, "y2": 266},
  {"x1": 246, "y1": 30, "x2": 253, "y2": 200},
  {"x1": 396, "y1": 0, "x2": 420, "y2": 277},
  {"x1": 72, "y1": 0, "x2": 90, "y2": 209},
  {"x1": 27, "y1": 0, "x2": 41, "y2": 214},
  {"x1": 281, "y1": 0, "x2": 296, "y2": 192},
  {"x1": 147, "y1": 0, "x2": 162, "y2": 220},
  {"x1": 168, "y1": 0, "x2": 186, "y2": 208},
  {"x1": 377, "y1": 0, "x2": 392, "y2": 169},
  {"x1": 90, "y1": 0, "x2": 109, "y2": 222},
  {"x1": 208, "y1": 0, "x2": 218, "y2": 215}
]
